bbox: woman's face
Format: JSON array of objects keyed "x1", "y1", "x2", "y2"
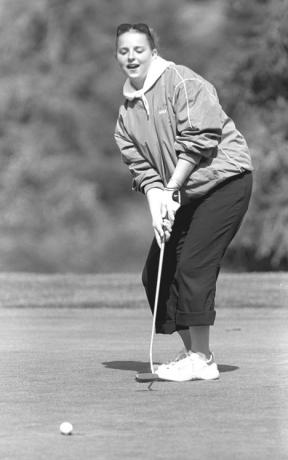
[{"x1": 116, "y1": 31, "x2": 157, "y2": 89}]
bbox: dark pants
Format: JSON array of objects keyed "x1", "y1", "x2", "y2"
[{"x1": 142, "y1": 172, "x2": 252, "y2": 334}]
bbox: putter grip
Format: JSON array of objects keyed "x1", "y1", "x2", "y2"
[{"x1": 172, "y1": 190, "x2": 181, "y2": 205}]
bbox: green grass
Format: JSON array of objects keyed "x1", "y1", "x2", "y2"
[
  {"x1": 0, "y1": 273, "x2": 287, "y2": 459},
  {"x1": 0, "y1": 272, "x2": 286, "y2": 309}
]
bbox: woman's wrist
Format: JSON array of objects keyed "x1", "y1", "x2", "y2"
[
  {"x1": 165, "y1": 178, "x2": 181, "y2": 191},
  {"x1": 164, "y1": 186, "x2": 178, "y2": 191}
]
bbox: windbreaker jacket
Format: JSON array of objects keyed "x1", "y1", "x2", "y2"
[{"x1": 114, "y1": 61, "x2": 253, "y2": 200}]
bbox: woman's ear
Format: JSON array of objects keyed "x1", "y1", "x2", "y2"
[{"x1": 152, "y1": 49, "x2": 158, "y2": 57}]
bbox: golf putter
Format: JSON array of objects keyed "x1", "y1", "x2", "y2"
[{"x1": 135, "y1": 238, "x2": 165, "y2": 383}]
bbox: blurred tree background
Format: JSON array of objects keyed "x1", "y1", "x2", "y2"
[{"x1": 0, "y1": 0, "x2": 287, "y2": 273}]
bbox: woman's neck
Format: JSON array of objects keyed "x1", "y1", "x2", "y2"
[{"x1": 129, "y1": 78, "x2": 145, "y2": 90}]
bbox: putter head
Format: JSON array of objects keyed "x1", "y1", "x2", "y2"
[{"x1": 135, "y1": 372, "x2": 160, "y2": 383}]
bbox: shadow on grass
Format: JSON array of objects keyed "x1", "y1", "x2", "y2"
[
  {"x1": 102, "y1": 361, "x2": 239, "y2": 373},
  {"x1": 102, "y1": 361, "x2": 150, "y2": 373},
  {"x1": 218, "y1": 364, "x2": 239, "y2": 373}
]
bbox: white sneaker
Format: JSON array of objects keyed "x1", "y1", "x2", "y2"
[
  {"x1": 156, "y1": 352, "x2": 220, "y2": 382},
  {"x1": 155, "y1": 348, "x2": 189, "y2": 372}
]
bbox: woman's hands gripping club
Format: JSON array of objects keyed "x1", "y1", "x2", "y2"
[{"x1": 146, "y1": 188, "x2": 181, "y2": 247}]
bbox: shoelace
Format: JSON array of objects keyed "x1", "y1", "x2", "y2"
[
  {"x1": 165, "y1": 352, "x2": 215, "y2": 369},
  {"x1": 163, "y1": 351, "x2": 192, "y2": 369},
  {"x1": 157, "y1": 349, "x2": 189, "y2": 369}
]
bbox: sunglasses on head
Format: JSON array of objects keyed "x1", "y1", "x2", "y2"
[{"x1": 116, "y1": 23, "x2": 152, "y2": 38}]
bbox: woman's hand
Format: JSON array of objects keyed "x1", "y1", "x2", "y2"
[
  {"x1": 146, "y1": 188, "x2": 172, "y2": 247},
  {"x1": 161, "y1": 189, "x2": 181, "y2": 227}
]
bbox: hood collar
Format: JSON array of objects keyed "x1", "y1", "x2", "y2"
[{"x1": 123, "y1": 56, "x2": 173, "y2": 118}]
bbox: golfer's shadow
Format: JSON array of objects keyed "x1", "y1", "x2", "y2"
[
  {"x1": 102, "y1": 361, "x2": 239, "y2": 373},
  {"x1": 102, "y1": 361, "x2": 151, "y2": 373}
]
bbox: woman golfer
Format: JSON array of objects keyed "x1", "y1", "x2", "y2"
[{"x1": 114, "y1": 23, "x2": 253, "y2": 381}]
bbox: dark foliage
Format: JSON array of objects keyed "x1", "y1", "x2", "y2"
[{"x1": 0, "y1": 0, "x2": 286, "y2": 272}]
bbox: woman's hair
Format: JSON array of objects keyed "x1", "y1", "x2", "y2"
[{"x1": 116, "y1": 23, "x2": 157, "y2": 50}]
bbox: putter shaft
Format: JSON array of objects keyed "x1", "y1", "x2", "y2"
[{"x1": 149, "y1": 240, "x2": 165, "y2": 373}]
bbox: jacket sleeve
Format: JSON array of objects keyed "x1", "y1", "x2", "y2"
[
  {"x1": 173, "y1": 78, "x2": 223, "y2": 167},
  {"x1": 114, "y1": 114, "x2": 164, "y2": 194}
]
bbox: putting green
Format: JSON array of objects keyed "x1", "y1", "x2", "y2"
[{"x1": 0, "y1": 273, "x2": 287, "y2": 459}]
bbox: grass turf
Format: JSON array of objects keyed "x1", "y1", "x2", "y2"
[
  {"x1": 0, "y1": 273, "x2": 287, "y2": 459},
  {"x1": 0, "y1": 272, "x2": 286, "y2": 309}
]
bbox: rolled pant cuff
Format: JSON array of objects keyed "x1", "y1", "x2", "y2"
[
  {"x1": 176, "y1": 310, "x2": 216, "y2": 327},
  {"x1": 156, "y1": 320, "x2": 178, "y2": 335}
]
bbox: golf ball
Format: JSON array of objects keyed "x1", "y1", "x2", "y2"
[{"x1": 60, "y1": 422, "x2": 73, "y2": 435}]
